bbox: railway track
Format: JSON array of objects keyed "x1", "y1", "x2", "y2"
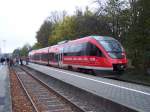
[
  {"x1": 13, "y1": 67, "x2": 85, "y2": 112},
  {"x1": 9, "y1": 67, "x2": 36, "y2": 112}
]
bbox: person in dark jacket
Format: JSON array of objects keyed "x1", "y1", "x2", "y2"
[
  {"x1": 20, "y1": 58, "x2": 23, "y2": 65},
  {"x1": 0, "y1": 58, "x2": 5, "y2": 65},
  {"x1": 6, "y1": 58, "x2": 10, "y2": 65},
  {"x1": 9, "y1": 58, "x2": 14, "y2": 66}
]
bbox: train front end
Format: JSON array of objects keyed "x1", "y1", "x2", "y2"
[{"x1": 93, "y1": 36, "x2": 127, "y2": 72}]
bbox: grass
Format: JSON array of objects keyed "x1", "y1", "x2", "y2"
[{"x1": 120, "y1": 68, "x2": 150, "y2": 86}]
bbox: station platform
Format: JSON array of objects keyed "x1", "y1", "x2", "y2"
[
  {"x1": 0, "y1": 65, "x2": 12, "y2": 112},
  {"x1": 27, "y1": 63, "x2": 150, "y2": 112}
]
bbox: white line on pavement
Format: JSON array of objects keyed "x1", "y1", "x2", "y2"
[{"x1": 47, "y1": 67, "x2": 150, "y2": 96}]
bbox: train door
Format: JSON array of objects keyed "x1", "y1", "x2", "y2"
[
  {"x1": 86, "y1": 42, "x2": 105, "y2": 66},
  {"x1": 58, "y1": 48, "x2": 63, "y2": 68}
]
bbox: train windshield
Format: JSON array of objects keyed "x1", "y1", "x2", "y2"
[
  {"x1": 99, "y1": 40, "x2": 124, "y2": 58},
  {"x1": 99, "y1": 40, "x2": 123, "y2": 52}
]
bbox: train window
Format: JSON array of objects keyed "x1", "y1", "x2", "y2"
[
  {"x1": 69, "y1": 45, "x2": 75, "y2": 56},
  {"x1": 75, "y1": 44, "x2": 82, "y2": 56},
  {"x1": 63, "y1": 47, "x2": 67, "y2": 56},
  {"x1": 41, "y1": 53, "x2": 48, "y2": 61},
  {"x1": 63, "y1": 45, "x2": 71, "y2": 56},
  {"x1": 71, "y1": 43, "x2": 86, "y2": 56},
  {"x1": 54, "y1": 54, "x2": 58, "y2": 62},
  {"x1": 38, "y1": 54, "x2": 41, "y2": 60},
  {"x1": 99, "y1": 40, "x2": 123, "y2": 52},
  {"x1": 49, "y1": 53, "x2": 58, "y2": 62},
  {"x1": 35, "y1": 54, "x2": 38, "y2": 60},
  {"x1": 63, "y1": 42, "x2": 101, "y2": 57},
  {"x1": 49, "y1": 53, "x2": 55, "y2": 61},
  {"x1": 86, "y1": 42, "x2": 102, "y2": 57},
  {"x1": 81, "y1": 43, "x2": 87, "y2": 56}
]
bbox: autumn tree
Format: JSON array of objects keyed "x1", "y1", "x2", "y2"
[
  {"x1": 50, "y1": 16, "x2": 76, "y2": 45},
  {"x1": 36, "y1": 20, "x2": 53, "y2": 47}
]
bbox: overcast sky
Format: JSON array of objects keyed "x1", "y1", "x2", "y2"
[{"x1": 0, "y1": 0, "x2": 104, "y2": 53}]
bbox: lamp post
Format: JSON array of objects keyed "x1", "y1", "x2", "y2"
[{"x1": 2, "y1": 40, "x2": 6, "y2": 54}]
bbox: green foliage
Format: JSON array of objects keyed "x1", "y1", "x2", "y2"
[
  {"x1": 105, "y1": 0, "x2": 129, "y2": 39},
  {"x1": 20, "y1": 44, "x2": 31, "y2": 57},
  {"x1": 13, "y1": 44, "x2": 31, "y2": 57},
  {"x1": 51, "y1": 16, "x2": 77, "y2": 42},
  {"x1": 12, "y1": 48, "x2": 20, "y2": 57},
  {"x1": 36, "y1": 20, "x2": 53, "y2": 47},
  {"x1": 74, "y1": 14, "x2": 112, "y2": 38},
  {"x1": 126, "y1": 0, "x2": 150, "y2": 72},
  {"x1": 32, "y1": 42, "x2": 42, "y2": 50}
]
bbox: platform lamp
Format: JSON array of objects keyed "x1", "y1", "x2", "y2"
[{"x1": 2, "y1": 40, "x2": 6, "y2": 54}]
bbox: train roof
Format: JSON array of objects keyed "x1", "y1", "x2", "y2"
[
  {"x1": 64, "y1": 35, "x2": 116, "y2": 44},
  {"x1": 29, "y1": 47, "x2": 49, "y2": 54}
]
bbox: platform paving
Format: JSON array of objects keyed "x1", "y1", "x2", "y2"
[
  {"x1": 0, "y1": 65, "x2": 12, "y2": 112},
  {"x1": 27, "y1": 63, "x2": 150, "y2": 112}
]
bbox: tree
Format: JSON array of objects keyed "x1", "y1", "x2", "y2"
[
  {"x1": 126, "y1": 0, "x2": 150, "y2": 73},
  {"x1": 48, "y1": 11, "x2": 67, "y2": 24},
  {"x1": 49, "y1": 16, "x2": 77, "y2": 45},
  {"x1": 36, "y1": 20, "x2": 53, "y2": 47},
  {"x1": 74, "y1": 8, "x2": 112, "y2": 38},
  {"x1": 94, "y1": 0, "x2": 106, "y2": 16},
  {"x1": 20, "y1": 44, "x2": 31, "y2": 57},
  {"x1": 95, "y1": 0, "x2": 131, "y2": 44},
  {"x1": 32, "y1": 42, "x2": 42, "y2": 50},
  {"x1": 12, "y1": 48, "x2": 20, "y2": 58}
]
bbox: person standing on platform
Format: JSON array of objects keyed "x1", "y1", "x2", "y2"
[
  {"x1": 20, "y1": 58, "x2": 23, "y2": 65},
  {"x1": 26, "y1": 57, "x2": 29, "y2": 65},
  {"x1": 16, "y1": 57, "x2": 19, "y2": 65},
  {"x1": 1, "y1": 57, "x2": 5, "y2": 65},
  {"x1": 6, "y1": 58, "x2": 10, "y2": 65},
  {"x1": 9, "y1": 58, "x2": 14, "y2": 66}
]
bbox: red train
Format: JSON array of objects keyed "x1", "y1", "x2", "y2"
[{"x1": 29, "y1": 36, "x2": 127, "y2": 74}]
